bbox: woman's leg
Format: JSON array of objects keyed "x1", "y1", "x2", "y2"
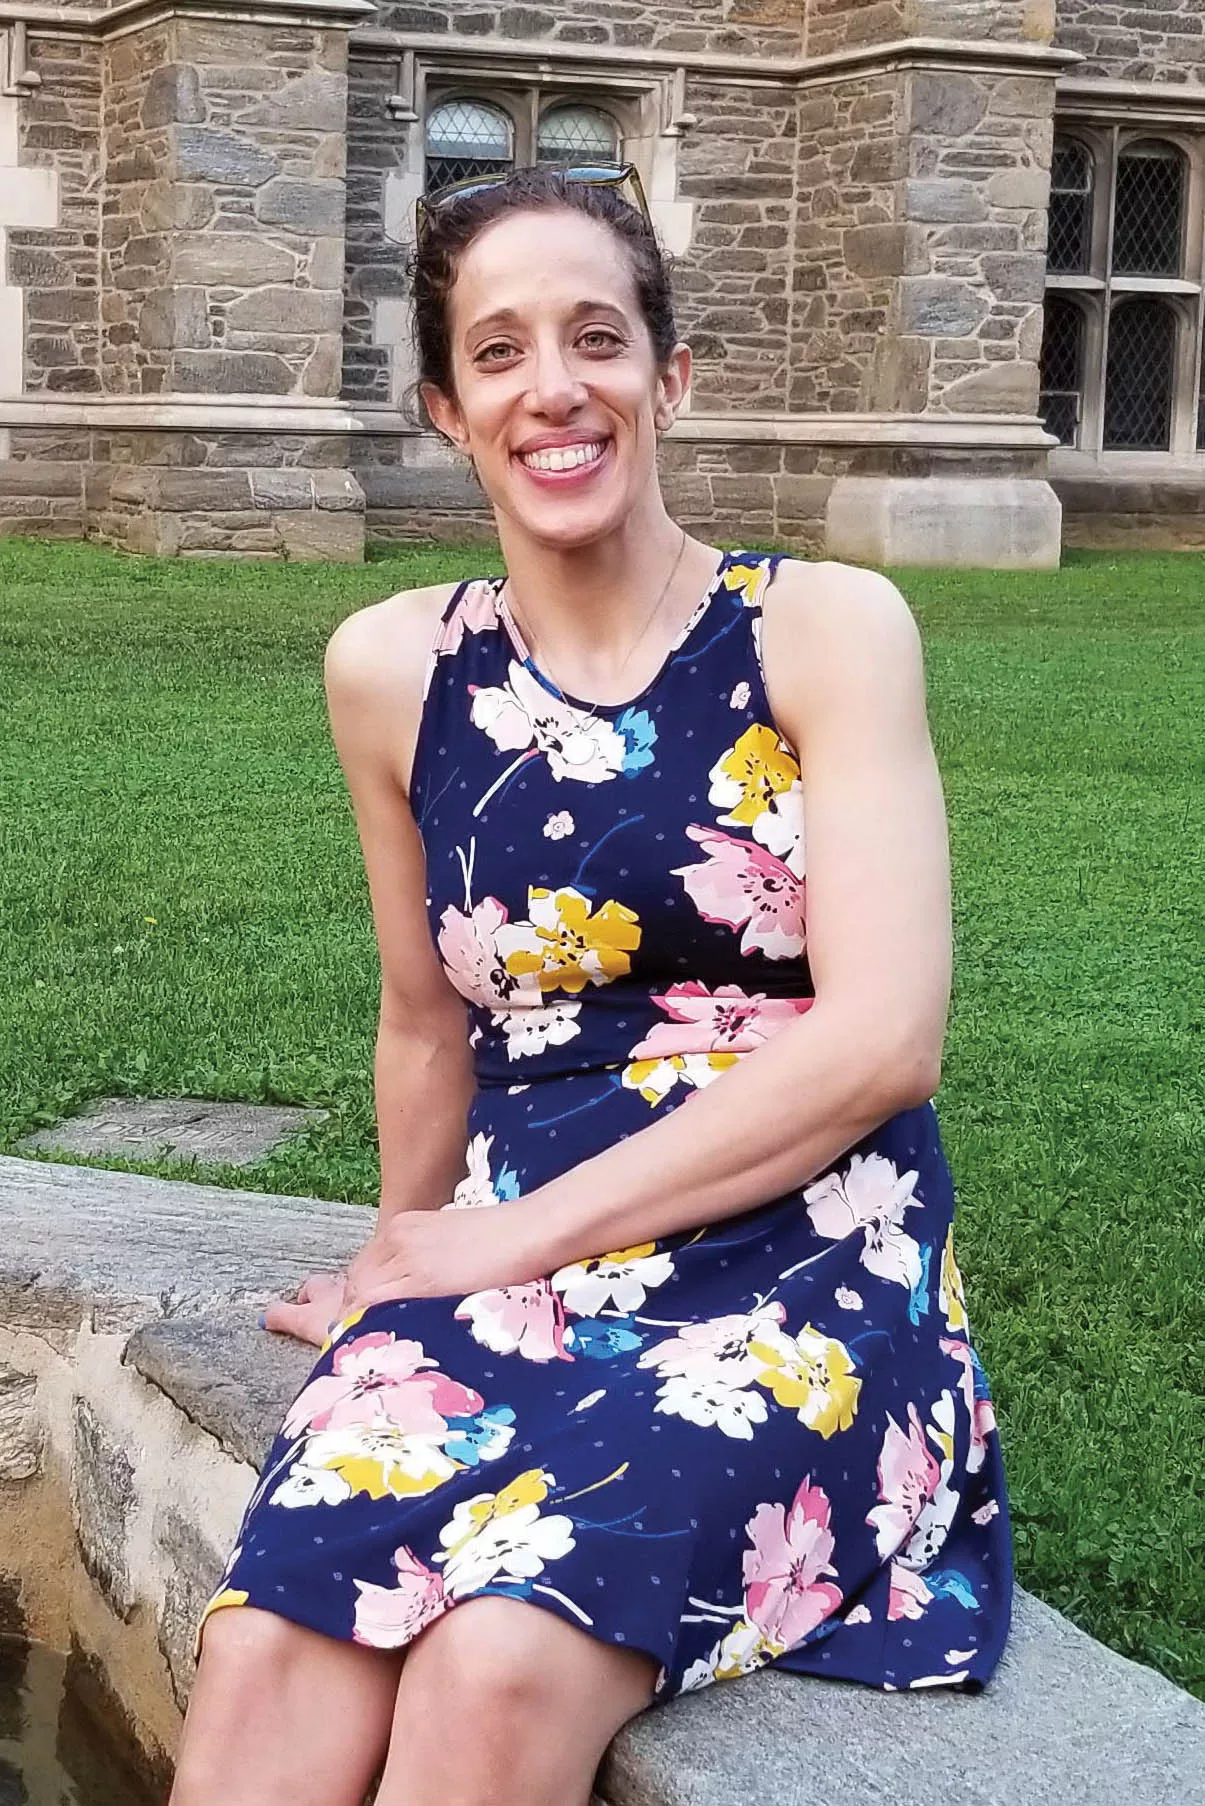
[
  {"x1": 376, "y1": 1597, "x2": 657, "y2": 1806},
  {"x1": 171, "y1": 1606, "x2": 403, "y2": 1806}
]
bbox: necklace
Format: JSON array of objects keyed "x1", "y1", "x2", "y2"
[{"x1": 498, "y1": 526, "x2": 689, "y2": 729}]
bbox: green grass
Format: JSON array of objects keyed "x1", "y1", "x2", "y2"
[{"x1": 2, "y1": 537, "x2": 1203, "y2": 1697}]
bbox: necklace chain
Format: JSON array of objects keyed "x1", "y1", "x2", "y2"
[{"x1": 499, "y1": 527, "x2": 689, "y2": 722}]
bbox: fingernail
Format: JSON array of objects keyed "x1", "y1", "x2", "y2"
[{"x1": 257, "y1": 1312, "x2": 267, "y2": 1330}]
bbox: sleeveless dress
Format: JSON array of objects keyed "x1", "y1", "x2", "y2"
[{"x1": 200, "y1": 549, "x2": 1013, "y2": 1700}]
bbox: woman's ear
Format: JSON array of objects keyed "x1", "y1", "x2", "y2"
[
  {"x1": 421, "y1": 380, "x2": 470, "y2": 455},
  {"x1": 654, "y1": 343, "x2": 692, "y2": 433}
]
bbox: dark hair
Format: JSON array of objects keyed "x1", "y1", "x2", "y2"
[{"x1": 408, "y1": 164, "x2": 678, "y2": 402}]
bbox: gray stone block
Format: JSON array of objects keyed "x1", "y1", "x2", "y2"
[
  {"x1": 72, "y1": 1398, "x2": 136, "y2": 1621},
  {"x1": 138, "y1": 289, "x2": 209, "y2": 353},
  {"x1": 142, "y1": 64, "x2": 204, "y2": 129},
  {"x1": 176, "y1": 126, "x2": 277, "y2": 188},
  {"x1": 174, "y1": 234, "x2": 296, "y2": 287},
  {"x1": 900, "y1": 278, "x2": 990, "y2": 339},
  {"x1": 255, "y1": 178, "x2": 345, "y2": 237},
  {"x1": 236, "y1": 69, "x2": 346, "y2": 134},
  {"x1": 170, "y1": 350, "x2": 294, "y2": 396},
  {"x1": 905, "y1": 178, "x2": 989, "y2": 224},
  {"x1": 128, "y1": 1307, "x2": 316, "y2": 1468},
  {"x1": 826, "y1": 477, "x2": 1062, "y2": 571},
  {"x1": 0, "y1": 1367, "x2": 42, "y2": 1483},
  {"x1": 17, "y1": 1097, "x2": 328, "y2": 1166},
  {"x1": 601, "y1": 1589, "x2": 1205, "y2": 1806},
  {"x1": 155, "y1": 1508, "x2": 228, "y2": 1710},
  {"x1": 0, "y1": 1154, "x2": 369, "y2": 1332},
  {"x1": 225, "y1": 287, "x2": 343, "y2": 335},
  {"x1": 249, "y1": 470, "x2": 313, "y2": 511},
  {"x1": 312, "y1": 468, "x2": 364, "y2": 512}
]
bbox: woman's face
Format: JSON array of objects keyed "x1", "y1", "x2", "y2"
[{"x1": 422, "y1": 207, "x2": 690, "y2": 549}]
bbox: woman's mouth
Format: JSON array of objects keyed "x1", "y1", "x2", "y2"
[{"x1": 515, "y1": 438, "x2": 610, "y2": 480}]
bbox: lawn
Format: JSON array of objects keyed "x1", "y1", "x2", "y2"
[{"x1": 2, "y1": 537, "x2": 1203, "y2": 1697}]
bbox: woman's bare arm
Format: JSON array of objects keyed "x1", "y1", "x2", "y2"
[
  {"x1": 265, "y1": 583, "x2": 475, "y2": 1340},
  {"x1": 341, "y1": 559, "x2": 956, "y2": 1309}
]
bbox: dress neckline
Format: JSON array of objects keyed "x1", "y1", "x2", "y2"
[{"x1": 488, "y1": 547, "x2": 737, "y2": 718}]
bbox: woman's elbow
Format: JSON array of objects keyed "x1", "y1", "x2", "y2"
[{"x1": 876, "y1": 1026, "x2": 943, "y2": 1112}]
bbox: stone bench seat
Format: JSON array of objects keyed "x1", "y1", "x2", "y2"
[{"x1": 2, "y1": 1154, "x2": 1203, "y2": 1805}]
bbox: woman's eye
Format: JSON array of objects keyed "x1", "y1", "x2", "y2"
[
  {"x1": 578, "y1": 329, "x2": 623, "y2": 353},
  {"x1": 476, "y1": 342, "x2": 517, "y2": 364}
]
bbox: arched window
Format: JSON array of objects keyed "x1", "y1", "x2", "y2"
[
  {"x1": 1112, "y1": 140, "x2": 1186, "y2": 278},
  {"x1": 1039, "y1": 296, "x2": 1086, "y2": 447},
  {"x1": 1104, "y1": 298, "x2": 1177, "y2": 450},
  {"x1": 536, "y1": 104, "x2": 618, "y2": 166},
  {"x1": 1048, "y1": 137, "x2": 1093, "y2": 275},
  {"x1": 425, "y1": 99, "x2": 513, "y2": 194}
]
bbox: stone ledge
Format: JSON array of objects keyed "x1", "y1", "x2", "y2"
[{"x1": 2, "y1": 1153, "x2": 1204, "y2": 1803}]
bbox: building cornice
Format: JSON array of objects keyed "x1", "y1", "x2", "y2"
[
  {"x1": 3, "y1": 0, "x2": 1082, "y2": 83},
  {"x1": 0, "y1": 394, "x2": 1056, "y2": 450},
  {"x1": 350, "y1": 29, "x2": 1081, "y2": 87},
  {"x1": 1056, "y1": 75, "x2": 1205, "y2": 128}
]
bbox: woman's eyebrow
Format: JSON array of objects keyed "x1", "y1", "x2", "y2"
[{"x1": 466, "y1": 299, "x2": 631, "y2": 339}]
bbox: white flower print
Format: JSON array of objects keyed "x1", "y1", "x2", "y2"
[
  {"x1": 729, "y1": 681, "x2": 751, "y2": 711},
  {"x1": 551, "y1": 1244, "x2": 675, "y2": 1317},
  {"x1": 272, "y1": 1464, "x2": 353, "y2": 1510},
  {"x1": 845, "y1": 1604, "x2": 873, "y2": 1626},
  {"x1": 804, "y1": 1152, "x2": 925, "y2": 1291},
  {"x1": 751, "y1": 782, "x2": 805, "y2": 876},
  {"x1": 446, "y1": 1133, "x2": 507, "y2": 1210},
  {"x1": 652, "y1": 1373, "x2": 770, "y2": 1441},
  {"x1": 492, "y1": 1000, "x2": 582, "y2": 1061},
  {"x1": 471, "y1": 660, "x2": 627, "y2": 785},
  {"x1": 638, "y1": 1302, "x2": 787, "y2": 1390},
  {"x1": 434, "y1": 1470, "x2": 575, "y2": 1597},
  {"x1": 835, "y1": 1286, "x2": 864, "y2": 1312},
  {"x1": 543, "y1": 810, "x2": 575, "y2": 840},
  {"x1": 972, "y1": 1500, "x2": 1000, "y2": 1527}
]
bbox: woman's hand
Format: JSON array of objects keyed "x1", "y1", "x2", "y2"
[
  {"x1": 341, "y1": 1201, "x2": 549, "y2": 1314},
  {"x1": 261, "y1": 1271, "x2": 350, "y2": 1347}
]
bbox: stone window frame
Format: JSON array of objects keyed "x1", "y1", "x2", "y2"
[
  {"x1": 422, "y1": 80, "x2": 634, "y2": 192},
  {"x1": 1044, "y1": 123, "x2": 1205, "y2": 457}
]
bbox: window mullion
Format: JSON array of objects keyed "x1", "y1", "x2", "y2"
[{"x1": 1094, "y1": 127, "x2": 1120, "y2": 458}]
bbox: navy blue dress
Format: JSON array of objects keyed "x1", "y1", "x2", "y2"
[{"x1": 202, "y1": 549, "x2": 1013, "y2": 1700}]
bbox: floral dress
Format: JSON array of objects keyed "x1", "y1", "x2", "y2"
[{"x1": 200, "y1": 549, "x2": 1013, "y2": 1700}]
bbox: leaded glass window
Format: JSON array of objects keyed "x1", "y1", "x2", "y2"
[
  {"x1": 536, "y1": 105, "x2": 618, "y2": 165},
  {"x1": 1104, "y1": 299, "x2": 1176, "y2": 450},
  {"x1": 1112, "y1": 141, "x2": 1185, "y2": 278},
  {"x1": 1039, "y1": 297, "x2": 1085, "y2": 447},
  {"x1": 1048, "y1": 138, "x2": 1093, "y2": 275},
  {"x1": 425, "y1": 100, "x2": 513, "y2": 193}
]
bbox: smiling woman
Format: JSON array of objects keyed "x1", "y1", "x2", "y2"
[{"x1": 170, "y1": 164, "x2": 1014, "y2": 1806}]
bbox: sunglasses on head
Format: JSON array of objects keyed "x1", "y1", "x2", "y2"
[{"x1": 415, "y1": 161, "x2": 653, "y2": 236}]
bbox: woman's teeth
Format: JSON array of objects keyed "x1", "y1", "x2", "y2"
[{"x1": 519, "y1": 441, "x2": 606, "y2": 473}]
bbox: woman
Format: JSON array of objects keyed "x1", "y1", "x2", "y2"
[{"x1": 172, "y1": 164, "x2": 1012, "y2": 1806}]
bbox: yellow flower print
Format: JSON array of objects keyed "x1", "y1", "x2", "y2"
[
  {"x1": 750, "y1": 1323, "x2": 862, "y2": 1438},
  {"x1": 498, "y1": 887, "x2": 640, "y2": 996},
  {"x1": 720, "y1": 561, "x2": 773, "y2": 609},
  {"x1": 442, "y1": 1467, "x2": 553, "y2": 1556},
  {"x1": 939, "y1": 1227, "x2": 968, "y2": 1334},
  {"x1": 709, "y1": 726, "x2": 800, "y2": 829},
  {"x1": 318, "y1": 1428, "x2": 461, "y2": 1501},
  {"x1": 320, "y1": 1305, "x2": 367, "y2": 1356},
  {"x1": 621, "y1": 1051, "x2": 739, "y2": 1106}
]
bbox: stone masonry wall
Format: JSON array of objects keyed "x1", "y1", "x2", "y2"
[
  {"x1": 375, "y1": 0, "x2": 804, "y2": 56},
  {"x1": 1053, "y1": 0, "x2": 1205, "y2": 83},
  {"x1": 98, "y1": 18, "x2": 349, "y2": 400},
  {"x1": 11, "y1": 36, "x2": 102, "y2": 397},
  {"x1": 790, "y1": 74, "x2": 906, "y2": 412},
  {"x1": 343, "y1": 55, "x2": 407, "y2": 409},
  {"x1": 805, "y1": 0, "x2": 1055, "y2": 58},
  {"x1": 673, "y1": 78, "x2": 796, "y2": 411},
  {"x1": 99, "y1": 22, "x2": 173, "y2": 393}
]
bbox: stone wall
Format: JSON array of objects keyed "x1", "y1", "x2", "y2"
[
  {"x1": 10, "y1": 36, "x2": 102, "y2": 398},
  {"x1": 674, "y1": 79, "x2": 796, "y2": 411},
  {"x1": 99, "y1": 23, "x2": 174, "y2": 394},
  {"x1": 343, "y1": 54, "x2": 408, "y2": 409},
  {"x1": 805, "y1": 0, "x2": 1055, "y2": 57},
  {"x1": 1054, "y1": 0, "x2": 1205, "y2": 83},
  {"x1": 375, "y1": 0, "x2": 805, "y2": 55}
]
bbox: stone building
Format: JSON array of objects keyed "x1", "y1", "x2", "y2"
[{"x1": 0, "y1": 0, "x2": 1202, "y2": 564}]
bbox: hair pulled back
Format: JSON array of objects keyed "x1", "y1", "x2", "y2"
[{"x1": 409, "y1": 164, "x2": 678, "y2": 402}]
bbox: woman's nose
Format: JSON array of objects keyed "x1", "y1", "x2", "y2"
[{"x1": 526, "y1": 343, "x2": 587, "y2": 417}]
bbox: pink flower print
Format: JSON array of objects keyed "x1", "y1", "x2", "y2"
[
  {"x1": 804, "y1": 1152, "x2": 925, "y2": 1291},
  {"x1": 437, "y1": 896, "x2": 532, "y2": 1010},
  {"x1": 940, "y1": 1335, "x2": 996, "y2": 1475},
  {"x1": 629, "y1": 981, "x2": 812, "y2": 1061},
  {"x1": 887, "y1": 1561, "x2": 934, "y2": 1623},
  {"x1": 673, "y1": 825, "x2": 805, "y2": 961},
  {"x1": 433, "y1": 580, "x2": 498, "y2": 659},
  {"x1": 866, "y1": 1403, "x2": 942, "y2": 1559},
  {"x1": 283, "y1": 1332, "x2": 483, "y2": 1441},
  {"x1": 352, "y1": 1545, "x2": 449, "y2": 1649},
  {"x1": 742, "y1": 1478, "x2": 842, "y2": 1649},
  {"x1": 455, "y1": 1281, "x2": 572, "y2": 1363},
  {"x1": 638, "y1": 1302, "x2": 786, "y2": 1389}
]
